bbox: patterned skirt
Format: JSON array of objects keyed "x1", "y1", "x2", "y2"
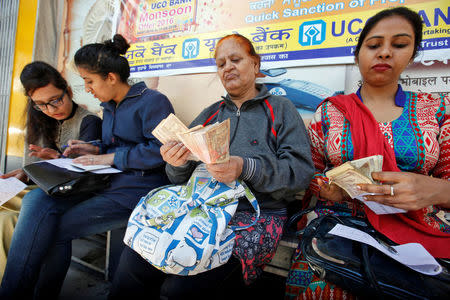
[{"x1": 230, "y1": 210, "x2": 287, "y2": 284}]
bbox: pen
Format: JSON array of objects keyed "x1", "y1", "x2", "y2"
[
  {"x1": 376, "y1": 237, "x2": 398, "y2": 254},
  {"x1": 61, "y1": 139, "x2": 101, "y2": 150}
]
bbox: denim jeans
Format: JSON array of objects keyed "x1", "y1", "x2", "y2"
[{"x1": 0, "y1": 188, "x2": 131, "y2": 300}]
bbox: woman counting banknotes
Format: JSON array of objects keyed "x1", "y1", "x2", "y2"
[
  {"x1": 286, "y1": 7, "x2": 450, "y2": 299},
  {"x1": 108, "y1": 33, "x2": 314, "y2": 299}
]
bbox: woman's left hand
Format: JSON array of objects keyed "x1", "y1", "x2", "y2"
[
  {"x1": 206, "y1": 156, "x2": 243, "y2": 184},
  {"x1": 28, "y1": 144, "x2": 60, "y2": 159},
  {"x1": 359, "y1": 171, "x2": 450, "y2": 210},
  {"x1": 0, "y1": 169, "x2": 28, "y2": 183},
  {"x1": 72, "y1": 153, "x2": 115, "y2": 166}
]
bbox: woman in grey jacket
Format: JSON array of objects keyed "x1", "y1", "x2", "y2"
[{"x1": 109, "y1": 33, "x2": 314, "y2": 300}]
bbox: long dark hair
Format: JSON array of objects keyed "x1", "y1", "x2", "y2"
[
  {"x1": 354, "y1": 6, "x2": 423, "y2": 59},
  {"x1": 21, "y1": 61, "x2": 70, "y2": 147},
  {"x1": 74, "y1": 34, "x2": 131, "y2": 82}
]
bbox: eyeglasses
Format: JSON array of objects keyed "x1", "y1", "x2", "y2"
[{"x1": 32, "y1": 90, "x2": 66, "y2": 111}]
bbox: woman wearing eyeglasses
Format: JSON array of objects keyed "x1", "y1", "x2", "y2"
[
  {"x1": 0, "y1": 61, "x2": 102, "y2": 183},
  {"x1": 0, "y1": 61, "x2": 101, "y2": 280},
  {"x1": 0, "y1": 34, "x2": 174, "y2": 299}
]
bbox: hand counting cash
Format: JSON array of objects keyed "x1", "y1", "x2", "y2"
[{"x1": 152, "y1": 113, "x2": 230, "y2": 164}]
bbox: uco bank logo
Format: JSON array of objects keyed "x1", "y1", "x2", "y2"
[
  {"x1": 182, "y1": 38, "x2": 200, "y2": 59},
  {"x1": 299, "y1": 20, "x2": 326, "y2": 46}
]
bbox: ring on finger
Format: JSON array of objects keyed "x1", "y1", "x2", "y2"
[
  {"x1": 90, "y1": 158, "x2": 94, "y2": 163},
  {"x1": 390, "y1": 185, "x2": 395, "y2": 196}
]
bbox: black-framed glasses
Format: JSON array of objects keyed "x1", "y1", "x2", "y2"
[{"x1": 32, "y1": 89, "x2": 66, "y2": 111}]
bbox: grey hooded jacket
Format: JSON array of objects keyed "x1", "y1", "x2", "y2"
[{"x1": 166, "y1": 84, "x2": 314, "y2": 210}]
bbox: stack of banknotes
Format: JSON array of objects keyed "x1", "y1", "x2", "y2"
[
  {"x1": 152, "y1": 113, "x2": 230, "y2": 164},
  {"x1": 325, "y1": 155, "x2": 383, "y2": 199}
]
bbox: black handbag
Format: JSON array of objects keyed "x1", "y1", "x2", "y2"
[
  {"x1": 23, "y1": 161, "x2": 111, "y2": 197},
  {"x1": 300, "y1": 214, "x2": 450, "y2": 300}
]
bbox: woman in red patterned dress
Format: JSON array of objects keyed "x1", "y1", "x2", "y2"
[{"x1": 286, "y1": 6, "x2": 450, "y2": 299}]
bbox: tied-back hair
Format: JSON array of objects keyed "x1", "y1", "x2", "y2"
[
  {"x1": 21, "y1": 61, "x2": 69, "y2": 147},
  {"x1": 354, "y1": 6, "x2": 423, "y2": 59},
  {"x1": 214, "y1": 33, "x2": 261, "y2": 68},
  {"x1": 74, "y1": 34, "x2": 131, "y2": 82}
]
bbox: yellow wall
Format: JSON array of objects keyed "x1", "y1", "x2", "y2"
[{"x1": 6, "y1": 0, "x2": 38, "y2": 157}]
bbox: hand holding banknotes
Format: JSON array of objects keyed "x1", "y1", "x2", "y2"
[
  {"x1": 153, "y1": 113, "x2": 230, "y2": 164},
  {"x1": 160, "y1": 141, "x2": 192, "y2": 167},
  {"x1": 206, "y1": 156, "x2": 243, "y2": 184},
  {"x1": 63, "y1": 139, "x2": 100, "y2": 157},
  {"x1": 317, "y1": 178, "x2": 349, "y2": 202},
  {"x1": 358, "y1": 171, "x2": 450, "y2": 211}
]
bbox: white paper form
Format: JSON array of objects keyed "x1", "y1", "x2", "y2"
[
  {"x1": 38, "y1": 158, "x2": 122, "y2": 174},
  {"x1": 71, "y1": 162, "x2": 111, "y2": 172},
  {"x1": 40, "y1": 158, "x2": 84, "y2": 172},
  {"x1": 329, "y1": 224, "x2": 442, "y2": 276},
  {"x1": 0, "y1": 177, "x2": 27, "y2": 206},
  {"x1": 356, "y1": 194, "x2": 406, "y2": 215}
]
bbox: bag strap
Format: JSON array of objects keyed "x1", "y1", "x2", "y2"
[
  {"x1": 314, "y1": 215, "x2": 384, "y2": 296},
  {"x1": 229, "y1": 180, "x2": 260, "y2": 231},
  {"x1": 195, "y1": 178, "x2": 260, "y2": 231},
  {"x1": 361, "y1": 244, "x2": 383, "y2": 296},
  {"x1": 142, "y1": 175, "x2": 220, "y2": 226},
  {"x1": 143, "y1": 188, "x2": 207, "y2": 226},
  {"x1": 286, "y1": 207, "x2": 314, "y2": 236}
]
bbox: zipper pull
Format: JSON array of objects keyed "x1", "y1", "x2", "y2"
[{"x1": 236, "y1": 108, "x2": 240, "y2": 117}]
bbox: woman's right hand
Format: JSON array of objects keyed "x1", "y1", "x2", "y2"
[
  {"x1": 29, "y1": 144, "x2": 60, "y2": 159},
  {"x1": 318, "y1": 178, "x2": 348, "y2": 202},
  {"x1": 63, "y1": 139, "x2": 99, "y2": 157},
  {"x1": 160, "y1": 141, "x2": 191, "y2": 167},
  {"x1": 0, "y1": 169, "x2": 28, "y2": 183}
]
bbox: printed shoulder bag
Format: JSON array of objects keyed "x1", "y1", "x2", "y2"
[{"x1": 124, "y1": 164, "x2": 260, "y2": 276}]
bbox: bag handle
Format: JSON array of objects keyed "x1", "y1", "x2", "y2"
[
  {"x1": 229, "y1": 180, "x2": 260, "y2": 231},
  {"x1": 143, "y1": 178, "x2": 260, "y2": 230},
  {"x1": 316, "y1": 215, "x2": 383, "y2": 296},
  {"x1": 286, "y1": 207, "x2": 314, "y2": 236},
  {"x1": 141, "y1": 180, "x2": 218, "y2": 227},
  {"x1": 361, "y1": 244, "x2": 383, "y2": 296},
  {"x1": 194, "y1": 178, "x2": 260, "y2": 231}
]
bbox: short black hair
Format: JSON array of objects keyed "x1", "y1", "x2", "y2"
[
  {"x1": 74, "y1": 34, "x2": 131, "y2": 82},
  {"x1": 354, "y1": 6, "x2": 423, "y2": 59}
]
